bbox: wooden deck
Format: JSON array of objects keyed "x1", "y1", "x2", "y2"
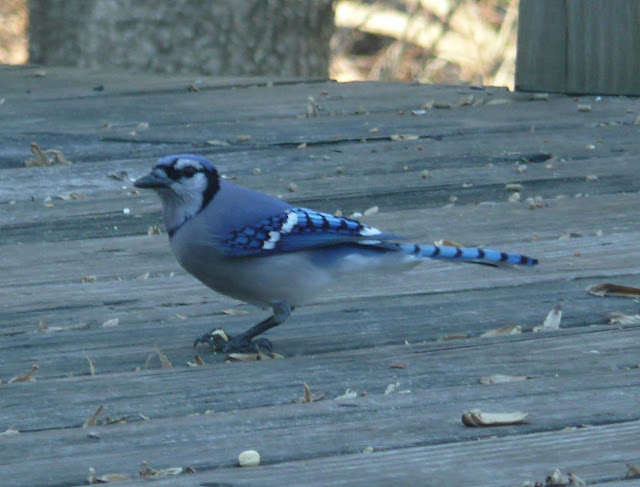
[{"x1": 2, "y1": 64, "x2": 640, "y2": 486}]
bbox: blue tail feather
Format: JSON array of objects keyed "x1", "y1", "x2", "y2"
[{"x1": 400, "y1": 244, "x2": 538, "y2": 266}]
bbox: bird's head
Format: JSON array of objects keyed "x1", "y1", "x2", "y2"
[{"x1": 134, "y1": 154, "x2": 220, "y2": 235}]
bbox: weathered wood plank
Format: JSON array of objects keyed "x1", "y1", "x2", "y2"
[
  {"x1": 2, "y1": 370, "x2": 639, "y2": 486},
  {"x1": 2, "y1": 66, "x2": 640, "y2": 487}
]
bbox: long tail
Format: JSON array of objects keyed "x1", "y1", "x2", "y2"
[{"x1": 400, "y1": 243, "x2": 538, "y2": 266}]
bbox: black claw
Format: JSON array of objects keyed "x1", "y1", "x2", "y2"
[{"x1": 193, "y1": 329, "x2": 273, "y2": 354}]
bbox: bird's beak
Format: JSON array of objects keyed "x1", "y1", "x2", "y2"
[{"x1": 133, "y1": 169, "x2": 172, "y2": 189}]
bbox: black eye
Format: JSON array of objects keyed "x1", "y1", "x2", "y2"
[{"x1": 182, "y1": 166, "x2": 198, "y2": 178}]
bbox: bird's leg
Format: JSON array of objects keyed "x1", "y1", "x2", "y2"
[{"x1": 194, "y1": 304, "x2": 293, "y2": 353}]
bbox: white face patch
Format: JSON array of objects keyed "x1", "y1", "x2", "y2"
[{"x1": 175, "y1": 158, "x2": 205, "y2": 171}]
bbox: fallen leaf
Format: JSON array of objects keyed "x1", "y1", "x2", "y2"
[
  {"x1": 567, "y1": 472, "x2": 586, "y2": 485},
  {"x1": 83, "y1": 405, "x2": 104, "y2": 428},
  {"x1": 626, "y1": 463, "x2": 640, "y2": 478},
  {"x1": 533, "y1": 303, "x2": 562, "y2": 332},
  {"x1": 334, "y1": 389, "x2": 358, "y2": 401},
  {"x1": 586, "y1": 283, "x2": 640, "y2": 298},
  {"x1": 83, "y1": 351, "x2": 96, "y2": 376},
  {"x1": 609, "y1": 312, "x2": 640, "y2": 326},
  {"x1": 363, "y1": 205, "x2": 378, "y2": 216},
  {"x1": 437, "y1": 333, "x2": 469, "y2": 341},
  {"x1": 139, "y1": 460, "x2": 185, "y2": 478},
  {"x1": 306, "y1": 96, "x2": 319, "y2": 117},
  {"x1": 156, "y1": 346, "x2": 172, "y2": 368},
  {"x1": 8, "y1": 364, "x2": 39, "y2": 383},
  {"x1": 389, "y1": 363, "x2": 406, "y2": 369},
  {"x1": 298, "y1": 383, "x2": 324, "y2": 403},
  {"x1": 25, "y1": 142, "x2": 73, "y2": 167},
  {"x1": 107, "y1": 170, "x2": 129, "y2": 181},
  {"x1": 221, "y1": 308, "x2": 248, "y2": 315},
  {"x1": 55, "y1": 192, "x2": 86, "y2": 200},
  {"x1": 101, "y1": 318, "x2": 119, "y2": 328},
  {"x1": 461, "y1": 409, "x2": 528, "y2": 427},
  {"x1": 104, "y1": 416, "x2": 128, "y2": 425},
  {"x1": 480, "y1": 325, "x2": 522, "y2": 338},
  {"x1": 187, "y1": 355, "x2": 205, "y2": 367},
  {"x1": 384, "y1": 382, "x2": 400, "y2": 396},
  {"x1": 88, "y1": 467, "x2": 130, "y2": 484},
  {"x1": 390, "y1": 134, "x2": 419, "y2": 141}
]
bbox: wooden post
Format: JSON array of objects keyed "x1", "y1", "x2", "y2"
[{"x1": 516, "y1": 0, "x2": 640, "y2": 95}]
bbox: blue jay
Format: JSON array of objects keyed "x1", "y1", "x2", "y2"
[{"x1": 134, "y1": 154, "x2": 538, "y2": 353}]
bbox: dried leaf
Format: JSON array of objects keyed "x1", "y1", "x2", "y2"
[
  {"x1": 461, "y1": 409, "x2": 528, "y2": 427},
  {"x1": 567, "y1": 472, "x2": 586, "y2": 485},
  {"x1": 155, "y1": 346, "x2": 172, "y2": 368},
  {"x1": 478, "y1": 374, "x2": 532, "y2": 385},
  {"x1": 101, "y1": 318, "x2": 119, "y2": 328},
  {"x1": 88, "y1": 467, "x2": 131, "y2": 484},
  {"x1": 479, "y1": 325, "x2": 522, "y2": 338},
  {"x1": 222, "y1": 308, "x2": 249, "y2": 315},
  {"x1": 55, "y1": 192, "x2": 86, "y2": 200},
  {"x1": 306, "y1": 96, "x2": 319, "y2": 117},
  {"x1": 25, "y1": 142, "x2": 73, "y2": 166},
  {"x1": 390, "y1": 134, "x2": 419, "y2": 141},
  {"x1": 139, "y1": 460, "x2": 185, "y2": 478},
  {"x1": 187, "y1": 355, "x2": 206, "y2": 367},
  {"x1": 586, "y1": 283, "x2": 640, "y2": 298},
  {"x1": 626, "y1": 463, "x2": 640, "y2": 478},
  {"x1": 104, "y1": 416, "x2": 128, "y2": 425},
  {"x1": 206, "y1": 139, "x2": 230, "y2": 146},
  {"x1": 238, "y1": 450, "x2": 261, "y2": 467},
  {"x1": 8, "y1": 364, "x2": 39, "y2": 383},
  {"x1": 544, "y1": 469, "x2": 567, "y2": 486},
  {"x1": 609, "y1": 312, "x2": 640, "y2": 326},
  {"x1": 533, "y1": 303, "x2": 562, "y2": 332},
  {"x1": 530, "y1": 93, "x2": 549, "y2": 101},
  {"x1": 457, "y1": 94, "x2": 474, "y2": 106},
  {"x1": 438, "y1": 333, "x2": 469, "y2": 341},
  {"x1": 334, "y1": 389, "x2": 358, "y2": 401},
  {"x1": 505, "y1": 183, "x2": 523, "y2": 192},
  {"x1": 83, "y1": 405, "x2": 104, "y2": 428},
  {"x1": 298, "y1": 383, "x2": 324, "y2": 403},
  {"x1": 384, "y1": 382, "x2": 400, "y2": 395},
  {"x1": 363, "y1": 205, "x2": 378, "y2": 216},
  {"x1": 83, "y1": 351, "x2": 96, "y2": 376},
  {"x1": 107, "y1": 170, "x2": 129, "y2": 181},
  {"x1": 389, "y1": 363, "x2": 406, "y2": 369}
]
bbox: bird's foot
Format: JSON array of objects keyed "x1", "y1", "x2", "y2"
[{"x1": 193, "y1": 328, "x2": 273, "y2": 353}]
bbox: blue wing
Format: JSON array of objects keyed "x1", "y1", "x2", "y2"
[{"x1": 221, "y1": 207, "x2": 403, "y2": 257}]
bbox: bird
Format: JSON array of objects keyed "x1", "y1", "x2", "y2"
[{"x1": 134, "y1": 154, "x2": 538, "y2": 353}]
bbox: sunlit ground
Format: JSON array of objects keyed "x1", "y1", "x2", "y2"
[{"x1": 0, "y1": 0, "x2": 517, "y2": 90}]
